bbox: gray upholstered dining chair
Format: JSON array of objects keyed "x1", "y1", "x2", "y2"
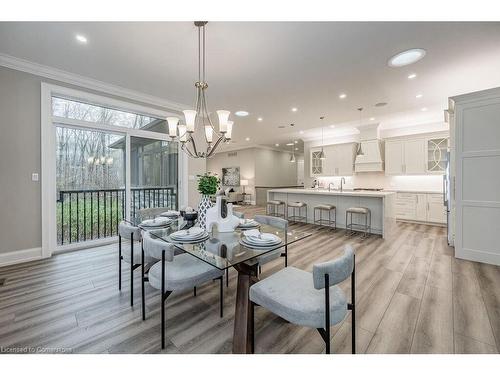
[
  {"x1": 249, "y1": 244, "x2": 356, "y2": 354},
  {"x1": 118, "y1": 221, "x2": 154, "y2": 306},
  {"x1": 140, "y1": 231, "x2": 184, "y2": 320},
  {"x1": 143, "y1": 231, "x2": 225, "y2": 349},
  {"x1": 254, "y1": 214, "x2": 289, "y2": 268}
]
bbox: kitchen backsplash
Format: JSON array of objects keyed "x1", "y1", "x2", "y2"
[{"x1": 316, "y1": 173, "x2": 444, "y2": 192}]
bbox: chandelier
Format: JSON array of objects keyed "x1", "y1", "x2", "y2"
[{"x1": 166, "y1": 21, "x2": 233, "y2": 159}]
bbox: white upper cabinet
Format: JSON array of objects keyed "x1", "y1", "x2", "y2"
[
  {"x1": 385, "y1": 141, "x2": 404, "y2": 175},
  {"x1": 309, "y1": 143, "x2": 356, "y2": 177},
  {"x1": 404, "y1": 139, "x2": 426, "y2": 174},
  {"x1": 385, "y1": 132, "x2": 448, "y2": 176}
]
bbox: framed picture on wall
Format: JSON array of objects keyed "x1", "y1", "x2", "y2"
[{"x1": 222, "y1": 167, "x2": 240, "y2": 186}]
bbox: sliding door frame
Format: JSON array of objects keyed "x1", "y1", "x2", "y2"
[{"x1": 41, "y1": 83, "x2": 186, "y2": 257}]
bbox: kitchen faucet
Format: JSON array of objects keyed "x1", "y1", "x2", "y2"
[{"x1": 340, "y1": 177, "x2": 346, "y2": 192}]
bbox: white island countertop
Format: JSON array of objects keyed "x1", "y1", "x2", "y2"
[
  {"x1": 267, "y1": 188, "x2": 397, "y2": 238},
  {"x1": 268, "y1": 188, "x2": 396, "y2": 198}
]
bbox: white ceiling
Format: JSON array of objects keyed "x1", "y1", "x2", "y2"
[{"x1": 1, "y1": 22, "x2": 500, "y2": 152}]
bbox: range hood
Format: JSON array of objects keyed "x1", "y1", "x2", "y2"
[{"x1": 354, "y1": 124, "x2": 385, "y2": 173}]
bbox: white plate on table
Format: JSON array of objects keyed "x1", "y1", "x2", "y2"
[
  {"x1": 170, "y1": 227, "x2": 206, "y2": 240},
  {"x1": 239, "y1": 238, "x2": 282, "y2": 249},
  {"x1": 159, "y1": 210, "x2": 180, "y2": 218},
  {"x1": 242, "y1": 230, "x2": 282, "y2": 246},
  {"x1": 140, "y1": 217, "x2": 172, "y2": 228},
  {"x1": 237, "y1": 219, "x2": 260, "y2": 229},
  {"x1": 168, "y1": 232, "x2": 210, "y2": 244}
]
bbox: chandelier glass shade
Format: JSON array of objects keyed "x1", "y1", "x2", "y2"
[{"x1": 167, "y1": 21, "x2": 233, "y2": 159}]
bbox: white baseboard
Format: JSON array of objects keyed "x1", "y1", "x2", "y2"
[
  {"x1": 456, "y1": 247, "x2": 500, "y2": 266},
  {"x1": 0, "y1": 247, "x2": 44, "y2": 268}
]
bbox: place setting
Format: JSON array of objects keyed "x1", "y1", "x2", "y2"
[
  {"x1": 236, "y1": 218, "x2": 260, "y2": 230},
  {"x1": 167, "y1": 226, "x2": 210, "y2": 244},
  {"x1": 239, "y1": 228, "x2": 282, "y2": 250},
  {"x1": 139, "y1": 216, "x2": 173, "y2": 229}
]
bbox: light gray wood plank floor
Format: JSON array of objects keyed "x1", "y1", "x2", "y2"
[{"x1": 0, "y1": 205, "x2": 499, "y2": 354}]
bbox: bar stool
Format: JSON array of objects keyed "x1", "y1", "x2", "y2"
[
  {"x1": 287, "y1": 201, "x2": 308, "y2": 223},
  {"x1": 266, "y1": 200, "x2": 286, "y2": 218},
  {"x1": 314, "y1": 204, "x2": 337, "y2": 229},
  {"x1": 345, "y1": 207, "x2": 371, "y2": 238}
]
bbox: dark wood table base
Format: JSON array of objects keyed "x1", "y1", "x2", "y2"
[{"x1": 232, "y1": 262, "x2": 259, "y2": 354}]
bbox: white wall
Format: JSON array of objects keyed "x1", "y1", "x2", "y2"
[
  {"x1": 207, "y1": 148, "x2": 256, "y2": 196},
  {"x1": 254, "y1": 148, "x2": 298, "y2": 187}
]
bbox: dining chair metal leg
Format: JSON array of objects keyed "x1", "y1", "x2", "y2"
[
  {"x1": 226, "y1": 268, "x2": 229, "y2": 287},
  {"x1": 219, "y1": 276, "x2": 224, "y2": 318},
  {"x1": 324, "y1": 273, "x2": 330, "y2": 354},
  {"x1": 348, "y1": 254, "x2": 356, "y2": 354},
  {"x1": 118, "y1": 235, "x2": 122, "y2": 290},
  {"x1": 141, "y1": 240, "x2": 145, "y2": 321},
  {"x1": 250, "y1": 301, "x2": 255, "y2": 354},
  {"x1": 130, "y1": 233, "x2": 134, "y2": 306},
  {"x1": 193, "y1": 286, "x2": 197, "y2": 296}
]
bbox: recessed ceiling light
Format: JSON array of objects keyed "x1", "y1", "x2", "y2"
[
  {"x1": 329, "y1": 125, "x2": 336, "y2": 129},
  {"x1": 370, "y1": 117, "x2": 375, "y2": 121},
  {"x1": 416, "y1": 94, "x2": 423, "y2": 99},
  {"x1": 286, "y1": 143, "x2": 294, "y2": 146},
  {"x1": 294, "y1": 140, "x2": 298, "y2": 144},
  {"x1": 421, "y1": 107, "x2": 428, "y2": 112},
  {"x1": 257, "y1": 117, "x2": 263, "y2": 122},
  {"x1": 295, "y1": 148, "x2": 299, "y2": 151},
  {"x1": 339, "y1": 93, "x2": 347, "y2": 99},
  {"x1": 388, "y1": 49, "x2": 426, "y2": 67},
  {"x1": 291, "y1": 107, "x2": 298, "y2": 112},
  {"x1": 275, "y1": 143, "x2": 280, "y2": 147},
  {"x1": 235, "y1": 111, "x2": 249, "y2": 117},
  {"x1": 245, "y1": 137, "x2": 250, "y2": 141},
  {"x1": 407, "y1": 73, "x2": 417, "y2": 80},
  {"x1": 299, "y1": 130, "x2": 304, "y2": 134},
  {"x1": 75, "y1": 34, "x2": 88, "y2": 44}
]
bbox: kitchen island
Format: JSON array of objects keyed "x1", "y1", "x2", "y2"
[{"x1": 268, "y1": 188, "x2": 396, "y2": 238}]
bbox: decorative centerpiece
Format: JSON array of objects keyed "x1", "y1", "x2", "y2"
[
  {"x1": 197, "y1": 173, "x2": 219, "y2": 229},
  {"x1": 205, "y1": 195, "x2": 240, "y2": 233}
]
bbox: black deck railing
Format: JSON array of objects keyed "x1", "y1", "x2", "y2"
[{"x1": 57, "y1": 186, "x2": 177, "y2": 245}]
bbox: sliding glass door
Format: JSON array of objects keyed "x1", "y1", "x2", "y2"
[
  {"x1": 44, "y1": 85, "x2": 181, "y2": 251},
  {"x1": 55, "y1": 126, "x2": 126, "y2": 245},
  {"x1": 130, "y1": 137, "x2": 178, "y2": 219}
]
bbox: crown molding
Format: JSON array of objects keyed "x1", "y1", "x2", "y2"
[{"x1": 0, "y1": 53, "x2": 187, "y2": 112}]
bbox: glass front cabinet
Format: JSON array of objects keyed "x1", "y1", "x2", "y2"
[
  {"x1": 310, "y1": 150, "x2": 324, "y2": 176},
  {"x1": 426, "y1": 137, "x2": 449, "y2": 174}
]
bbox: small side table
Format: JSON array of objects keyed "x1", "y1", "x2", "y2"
[{"x1": 241, "y1": 193, "x2": 252, "y2": 205}]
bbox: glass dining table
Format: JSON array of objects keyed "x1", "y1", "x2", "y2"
[{"x1": 128, "y1": 214, "x2": 313, "y2": 353}]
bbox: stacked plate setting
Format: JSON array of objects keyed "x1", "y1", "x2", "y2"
[
  {"x1": 237, "y1": 218, "x2": 260, "y2": 229},
  {"x1": 168, "y1": 227, "x2": 209, "y2": 244},
  {"x1": 140, "y1": 217, "x2": 172, "y2": 228},
  {"x1": 159, "y1": 210, "x2": 180, "y2": 218},
  {"x1": 239, "y1": 229, "x2": 282, "y2": 249}
]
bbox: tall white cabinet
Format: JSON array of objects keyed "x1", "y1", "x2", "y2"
[{"x1": 451, "y1": 87, "x2": 500, "y2": 266}]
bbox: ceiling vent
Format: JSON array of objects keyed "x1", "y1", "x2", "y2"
[{"x1": 227, "y1": 152, "x2": 238, "y2": 157}]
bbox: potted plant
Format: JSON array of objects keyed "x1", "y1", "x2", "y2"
[{"x1": 196, "y1": 173, "x2": 220, "y2": 228}]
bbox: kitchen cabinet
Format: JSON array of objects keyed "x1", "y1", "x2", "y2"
[
  {"x1": 426, "y1": 194, "x2": 446, "y2": 223},
  {"x1": 385, "y1": 141, "x2": 404, "y2": 175},
  {"x1": 404, "y1": 139, "x2": 426, "y2": 174},
  {"x1": 310, "y1": 143, "x2": 356, "y2": 177},
  {"x1": 395, "y1": 192, "x2": 446, "y2": 224},
  {"x1": 385, "y1": 132, "x2": 448, "y2": 176}
]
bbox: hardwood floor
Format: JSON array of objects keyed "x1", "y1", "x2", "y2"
[{"x1": 0, "y1": 205, "x2": 499, "y2": 354}]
